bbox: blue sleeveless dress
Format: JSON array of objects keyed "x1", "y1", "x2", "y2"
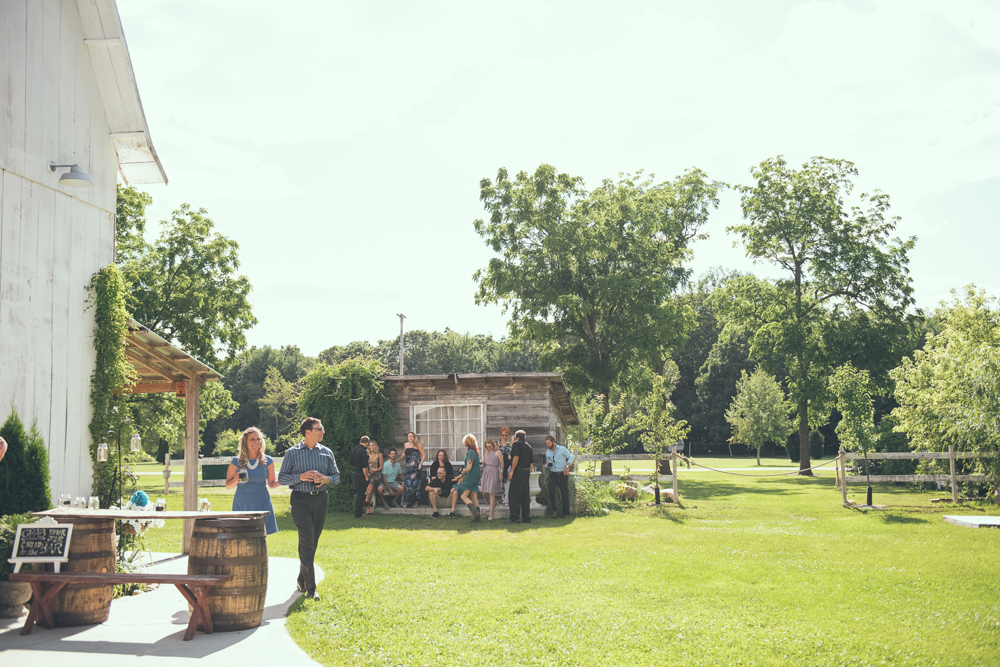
[{"x1": 231, "y1": 455, "x2": 278, "y2": 534}]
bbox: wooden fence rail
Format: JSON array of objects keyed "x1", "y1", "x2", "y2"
[{"x1": 838, "y1": 446, "x2": 992, "y2": 505}]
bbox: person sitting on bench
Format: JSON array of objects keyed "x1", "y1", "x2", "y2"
[{"x1": 426, "y1": 464, "x2": 457, "y2": 517}]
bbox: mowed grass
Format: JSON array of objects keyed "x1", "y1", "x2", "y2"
[{"x1": 137, "y1": 460, "x2": 1000, "y2": 666}]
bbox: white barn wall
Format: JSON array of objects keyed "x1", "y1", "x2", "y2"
[{"x1": 1, "y1": 0, "x2": 119, "y2": 498}]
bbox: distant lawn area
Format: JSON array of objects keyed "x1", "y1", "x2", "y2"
[{"x1": 137, "y1": 458, "x2": 1000, "y2": 666}]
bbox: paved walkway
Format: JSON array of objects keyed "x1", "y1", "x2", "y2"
[{"x1": 0, "y1": 553, "x2": 322, "y2": 666}]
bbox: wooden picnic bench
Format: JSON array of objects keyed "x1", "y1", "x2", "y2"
[{"x1": 10, "y1": 571, "x2": 232, "y2": 641}]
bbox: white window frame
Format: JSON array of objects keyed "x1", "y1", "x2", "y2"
[{"x1": 411, "y1": 402, "x2": 485, "y2": 464}]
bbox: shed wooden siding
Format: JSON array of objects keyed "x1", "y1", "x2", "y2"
[
  {"x1": 1, "y1": 0, "x2": 121, "y2": 497},
  {"x1": 383, "y1": 375, "x2": 577, "y2": 463}
]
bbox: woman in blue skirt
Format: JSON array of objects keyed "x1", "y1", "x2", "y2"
[{"x1": 226, "y1": 427, "x2": 280, "y2": 535}]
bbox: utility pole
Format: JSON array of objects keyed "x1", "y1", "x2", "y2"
[{"x1": 397, "y1": 313, "x2": 406, "y2": 375}]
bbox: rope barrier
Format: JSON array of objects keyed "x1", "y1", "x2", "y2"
[{"x1": 683, "y1": 457, "x2": 839, "y2": 478}]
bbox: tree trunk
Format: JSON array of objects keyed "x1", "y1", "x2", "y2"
[
  {"x1": 798, "y1": 406, "x2": 813, "y2": 476},
  {"x1": 756, "y1": 446, "x2": 761, "y2": 466},
  {"x1": 599, "y1": 387, "x2": 612, "y2": 477}
]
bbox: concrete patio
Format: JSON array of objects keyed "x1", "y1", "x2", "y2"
[{"x1": 0, "y1": 553, "x2": 323, "y2": 666}]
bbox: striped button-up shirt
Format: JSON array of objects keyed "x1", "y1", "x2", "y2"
[
  {"x1": 278, "y1": 441, "x2": 341, "y2": 493},
  {"x1": 545, "y1": 444, "x2": 574, "y2": 473}
]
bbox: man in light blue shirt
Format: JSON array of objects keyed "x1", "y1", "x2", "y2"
[
  {"x1": 277, "y1": 417, "x2": 339, "y2": 600},
  {"x1": 379, "y1": 447, "x2": 403, "y2": 508},
  {"x1": 544, "y1": 435, "x2": 574, "y2": 518}
]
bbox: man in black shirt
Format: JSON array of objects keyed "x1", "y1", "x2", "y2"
[
  {"x1": 350, "y1": 436, "x2": 371, "y2": 519},
  {"x1": 507, "y1": 429, "x2": 533, "y2": 523},
  {"x1": 426, "y1": 465, "x2": 457, "y2": 517}
]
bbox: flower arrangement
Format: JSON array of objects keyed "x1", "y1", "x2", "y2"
[{"x1": 112, "y1": 492, "x2": 164, "y2": 535}]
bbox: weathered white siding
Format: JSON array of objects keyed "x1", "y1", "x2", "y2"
[{"x1": 1, "y1": 0, "x2": 119, "y2": 498}]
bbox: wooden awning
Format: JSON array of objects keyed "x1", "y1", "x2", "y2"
[{"x1": 124, "y1": 319, "x2": 222, "y2": 394}]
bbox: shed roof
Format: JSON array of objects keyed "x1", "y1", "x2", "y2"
[
  {"x1": 124, "y1": 319, "x2": 222, "y2": 394},
  {"x1": 76, "y1": 0, "x2": 168, "y2": 185},
  {"x1": 381, "y1": 372, "x2": 579, "y2": 426}
]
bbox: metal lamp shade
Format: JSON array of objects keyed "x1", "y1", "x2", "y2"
[{"x1": 59, "y1": 165, "x2": 94, "y2": 188}]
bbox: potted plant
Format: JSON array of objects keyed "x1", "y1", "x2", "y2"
[{"x1": 0, "y1": 512, "x2": 36, "y2": 617}]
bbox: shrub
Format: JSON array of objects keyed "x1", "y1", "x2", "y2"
[
  {"x1": 785, "y1": 432, "x2": 800, "y2": 463},
  {"x1": 809, "y1": 430, "x2": 825, "y2": 461},
  {"x1": 0, "y1": 512, "x2": 37, "y2": 581},
  {"x1": 0, "y1": 408, "x2": 52, "y2": 514},
  {"x1": 214, "y1": 429, "x2": 241, "y2": 457}
]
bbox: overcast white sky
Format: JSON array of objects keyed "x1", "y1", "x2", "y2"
[{"x1": 118, "y1": 0, "x2": 1000, "y2": 358}]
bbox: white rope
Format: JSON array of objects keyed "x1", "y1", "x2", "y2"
[{"x1": 684, "y1": 457, "x2": 839, "y2": 477}]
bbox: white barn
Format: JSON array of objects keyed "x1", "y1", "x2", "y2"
[{"x1": 0, "y1": 0, "x2": 167, "y2": 497}]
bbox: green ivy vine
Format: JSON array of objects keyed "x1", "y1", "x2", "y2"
[{"x1": 86, "y1": 265, "x2": 136, "y2": 507}]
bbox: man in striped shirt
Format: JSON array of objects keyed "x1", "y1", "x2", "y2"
[{"x1": 278, "y1": 417, "x2": 340, "y2": 600}]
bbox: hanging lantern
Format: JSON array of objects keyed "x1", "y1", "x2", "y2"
[
  {"x1": 97, "y1": 441, "x2": 109, "y2": 462},
  {"x1": 130, "y1": 432, "x2": 142, "y2": 453}
]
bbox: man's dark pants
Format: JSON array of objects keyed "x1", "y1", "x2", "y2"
[
  {"x1": 509, "y1": 469, "x2": 531, "y2": 523},
  {"x1": 353, "y1": 472, "x2": 368, "y2": 518},
  {"x1": 290, "y1": 489, "x2": 327, "y2": 591},
  {"x1": 549, "y1": 471, "x2": 570, "y2": 517}
]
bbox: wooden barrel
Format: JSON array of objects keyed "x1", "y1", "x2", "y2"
[
  {"x1": 187, "y1": 516, "x2": 268, "y2": 631},
  {"x1": 48, "y1": 517, "x2": 115, "y2": 626}
]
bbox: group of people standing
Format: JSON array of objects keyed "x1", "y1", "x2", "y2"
[{"x1": 223, "y1": 417, "x2": 574, "y2": 601}]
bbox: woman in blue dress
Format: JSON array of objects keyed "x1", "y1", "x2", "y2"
[
  {"x1": 225, "y1": 427, "x2": 279, "y2": 535},
  {"x1": 453, "y1": 434, "x2": 482, "y2": 523},
  {"x1": 402, "y1": 431, "x2": 425, "y2": 508}
]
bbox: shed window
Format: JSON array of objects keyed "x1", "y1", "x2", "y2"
[{"x1": 413, "y1": 404, "x2": 484, "y2": 462}]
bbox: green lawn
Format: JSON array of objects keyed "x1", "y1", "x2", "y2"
[{"x1": 136, "y1": 459, "x2": 1000, "y2": 666}]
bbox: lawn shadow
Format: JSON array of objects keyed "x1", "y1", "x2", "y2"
[{"x1": 678, "y1": 475, "x2": 829, "y2": 502}]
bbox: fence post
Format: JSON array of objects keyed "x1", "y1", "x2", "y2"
[
  {"x1": 949, "y1": 444, "x2": 958, "y2": 504},
  {"x1": 164, "y1": 453, "x2": 171, "y2": 495},
  {"x1": 839, "y1": 449, "x2": 848, "y2": 506},
  {"x1": 671, "y1": 451, "x2": 679, "y2": 504}
]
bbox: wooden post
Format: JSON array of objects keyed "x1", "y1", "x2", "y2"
[
  {"x1": 949, "y1": 444, "x2": 958, "y2": 504},
  {"x1": 839, "y1": 450, "x2": 848, "y2": 506},
  {"x1": 164, "y1": 453, "x2": 171, "y2": 495},
  {"x1": 671, "y1": 452, "x2": 678, "y2": 504},
  {"x1": 182, "y1": 380, "x2": 201, "y2": 554}
]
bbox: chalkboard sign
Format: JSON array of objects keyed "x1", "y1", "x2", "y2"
[{"x1": 7, "y1": 517, "x2": 73, "y2": 573}]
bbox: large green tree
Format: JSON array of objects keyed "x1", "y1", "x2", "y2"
[
  {"x1": 118, "y1": 193, "x2": 257, "y2": 368},
  {"x1": 890, "y1": 287, "x2": 1000, "y2": 484},
  {"x1": 114, "y1": 186, "x2": 256, "y2": 455},
  {"x1": 473, "y1": 165, "x2": 722, "y2": 411},
  {"x1": 719, "y1": 156, "x2": 915, "y2": 474}
]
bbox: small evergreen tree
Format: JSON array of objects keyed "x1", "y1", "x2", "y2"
[{"x1": 0, "y1": 407, "x2": 52, "y2": 513}]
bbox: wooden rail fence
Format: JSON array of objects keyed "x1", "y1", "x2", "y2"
[{"x1": 838, "y1": 446, "x2": 992, "y2": 505}]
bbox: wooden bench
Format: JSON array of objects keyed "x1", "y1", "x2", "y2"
[{"x1": 9, "y1": 571, "x2": 232, "y2": 641}]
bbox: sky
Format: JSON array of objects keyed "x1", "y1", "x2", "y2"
[{"x1": 116, "y1": 0, "x2": 1000, "y2": 358}]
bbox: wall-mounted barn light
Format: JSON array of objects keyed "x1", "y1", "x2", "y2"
[{"x1": 47, "y1": 162, "x2": 94, "y2": 188}]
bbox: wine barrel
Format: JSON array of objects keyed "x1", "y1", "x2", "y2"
[
  {"x1": 48, "y1": 517, "x2": 115, "y2": 626},
  {"x1": 187, "y1": 516, "x2": 268, "y2": 631}
]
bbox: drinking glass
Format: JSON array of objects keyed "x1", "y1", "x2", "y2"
[{"x1": 88, "y1": 496, "x2": 99, "y2": 510}]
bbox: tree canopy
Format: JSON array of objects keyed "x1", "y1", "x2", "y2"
[
  {"x1": 473, "y1": 164, "x2": 722, "y2": 409},
  {"x1": 890, "y1": 286, "x2": 1000, "y2": 481},
  {"x1": 718, "y1": 156, "x2": 916, "y2": 473},
  {"x1": 117, "y1": 192, "x2": 257, "y2": 368}
]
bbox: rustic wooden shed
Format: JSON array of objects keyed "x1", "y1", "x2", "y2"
[
  {"x1": 381, "y1": 373, "x2": 579, "y2": 464},
  {"x1": 0, "y1": 0, "x2": 166, "y2": 497}
]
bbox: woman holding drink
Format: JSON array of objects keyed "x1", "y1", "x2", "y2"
[{"x1": 226, "y1": 427, "x2": 280, "y2": 535}]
